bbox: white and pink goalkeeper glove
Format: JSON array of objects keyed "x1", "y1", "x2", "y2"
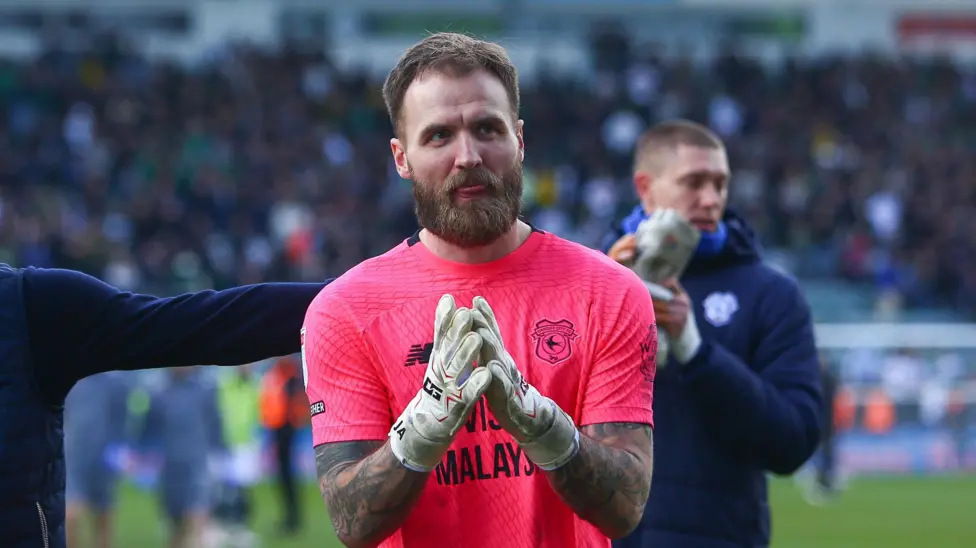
[
  {"x1": 388, "y1": 295, "x2": 493, "y2": 472},
  {"x1": 471, "y1": 296, "x2": 579, "y2": 471}
]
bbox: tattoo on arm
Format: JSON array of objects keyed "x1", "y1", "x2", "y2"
[
  {"x1": 544, "y1": 422, "x2": 653, "y2": 539},
  {"x1": 315, "y1": 441, "x2": 430, "y2": 547}
]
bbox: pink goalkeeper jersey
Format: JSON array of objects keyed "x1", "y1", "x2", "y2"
[{"x1": 303, "y1": 229, "x2": 657, "y2": 548}]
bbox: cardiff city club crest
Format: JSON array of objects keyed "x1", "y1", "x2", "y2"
[{"x1": 531, "y1": 319, "x2": 578, "y2": 365}]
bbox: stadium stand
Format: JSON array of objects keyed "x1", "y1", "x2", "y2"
[{"x1": 1, "y1": 33, "x2": 974, "y2": 320}]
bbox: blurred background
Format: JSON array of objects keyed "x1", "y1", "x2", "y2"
[{"x1": 3, "y1": 0, "x2": 975, "y2": 546}]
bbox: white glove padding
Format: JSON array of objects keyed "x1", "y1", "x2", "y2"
[
  {"x1": 644, "y1": 281, "x2": 702, "y2": 366},
  {"x1": 470, "y1": 296, "x2": 580, "y2": 471},
  {"x1": 634, "y1": 209, "x2": 701, "y2": 283},
  {"x1": 389, "y1": 295, "x2": 493, "y2": 472}
]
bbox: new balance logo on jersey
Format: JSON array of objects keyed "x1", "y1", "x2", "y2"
[{"x1": 404, "y1": 343, "x2": 434, "y2": 366}]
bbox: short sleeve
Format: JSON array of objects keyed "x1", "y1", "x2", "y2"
[
  {"x1": 302, "y1": 291, "x2": 393, "y2": 446},
  {"x1": 579, "y1": 273, "x2": 657, "y2": 428}
]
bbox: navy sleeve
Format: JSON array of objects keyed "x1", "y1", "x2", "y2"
[
  {"x1": 679, "y1": 277, "x2": 823, "y2": 475},
  {"x1": 23, "y1": 267, "x2": 329, "y2": 402}
]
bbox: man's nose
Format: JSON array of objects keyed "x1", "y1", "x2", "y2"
[
  {"x1": 698, "y1": 184, "x2": 722, "y2": 210},
  {"x1": 453, "y1": 133, "x2": 483, "y2": 170}
]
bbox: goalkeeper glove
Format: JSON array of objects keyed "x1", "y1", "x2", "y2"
[
  {"x1": 633, "y1": 208, "x2": 701, "y2": 284},
  {"x1": 389, "y1": 295, "x2": 493, "y2": 472},
  {"x1": 632, "y1": 209, "x2": 700, "y2": 368},
  {"x1": 471, "y1": 296, "x2": 579, "y2": 471}
]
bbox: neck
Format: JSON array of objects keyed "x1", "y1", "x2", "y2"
[{"x1": 420, "y1": 220, "x2": 531, "y2": 264}]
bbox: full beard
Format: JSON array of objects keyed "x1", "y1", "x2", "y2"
[{"x1": 412, "y1": 160, "x2": 523, "y2": 249}]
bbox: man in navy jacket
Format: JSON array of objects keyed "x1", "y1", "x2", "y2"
[
  {"x1": 0, "y1": 264, "x2": 327, "y2": 548},
  {"x1": 605, "y1": 120, "x2": 823, "y2": 548}
]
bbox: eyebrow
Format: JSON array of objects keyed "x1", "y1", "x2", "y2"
[
  {"x1": 416, "y1": 113, "x2": 509, "y2": 140},
  {"x1": 417, "y1": 123, "x2": 449, "y2": 140},
  {"x1": 679, "y1": 168, "x2": 730, "y2": 181}
]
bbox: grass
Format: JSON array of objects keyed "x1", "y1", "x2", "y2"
[{"x1": 97, "y1": 475, "x2": 976, "y2": 547}]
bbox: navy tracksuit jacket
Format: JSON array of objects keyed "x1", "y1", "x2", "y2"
[
  {"x1": 0, "y1": 265, "x2": 326, "y2": 547},
  {"x1": 605, "y1": 210, "x2": 824, "y2": 548}
]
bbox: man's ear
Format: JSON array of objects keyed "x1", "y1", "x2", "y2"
[
  {"x1": 516, "y1": 119, "x2": 525, "y2": 163},
  {"x1": 634, "y1": 170, "x2": 653, "y2": 212},
  {"x1": 391, "y1": 138, "x2": 411, "y2": 180}
]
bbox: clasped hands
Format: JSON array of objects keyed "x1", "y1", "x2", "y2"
[{"x1": 389, "y1": 295, "x2": 579, "y2": 473}]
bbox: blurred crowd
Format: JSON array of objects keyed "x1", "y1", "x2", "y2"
[{"x1": 0, "y1": 32, "x2": 975, "y2": 317}]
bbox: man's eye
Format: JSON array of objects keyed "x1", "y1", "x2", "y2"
[
  {"x1": 431, "y1": 131, "x2": 448, "y2": 141},
  {"x1": 478, "y1": 125, "x2": 497, "y2": 135}
]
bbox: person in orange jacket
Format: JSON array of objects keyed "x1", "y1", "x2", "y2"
[{"x1": 259, "y1": 356, "x2": 309, "y2": 535}]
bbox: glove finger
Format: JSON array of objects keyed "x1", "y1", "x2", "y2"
[
  {"x1": 475, "y1": 326, "x2": 502, "y2": 350},
  {"x1": 446, "y1": 308, "x2": 473, "y2": 347},
  {"x1": 460, "y1": 367, "x2": 492, "y2": 404},
  {"x1": 433, "y1": 294, "x2": 457, "y2": 347},
  {"x1": 446, "y1": 331, "x2": 482, "y2": 383},
  {"x1": 470, "y1": 309, "x2": 491, "y2": 331},
  {"x1": 485, "y1": 359, "x2": 513, "y2": 399},
  {"x1": 472, "y1": 297, "x2": 503, "y2": 341},
  {"x1": 446, "y1": 367, "x2": 493, "y2": 431},
  {"x1": 472, "y1": 326, "x2": 496, "y2": 365}
]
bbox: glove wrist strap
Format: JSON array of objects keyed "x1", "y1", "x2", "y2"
[
  {"x1": 388, "y1": 409, "x2": 448, "y2": 473},
  {"x1": 520, "y1": 405, "x2": 579, "y2": 471}
]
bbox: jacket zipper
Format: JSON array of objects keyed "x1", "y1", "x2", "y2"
[{"x1": 36, "y1": 502, "x2": 49, "y2": 548}]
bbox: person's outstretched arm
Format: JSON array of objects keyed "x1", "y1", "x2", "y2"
[{"x1": 23, "y1": 267, "x2": 328, "y2": 402}]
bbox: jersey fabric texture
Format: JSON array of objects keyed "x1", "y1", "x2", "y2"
[{"x1": 304, "y1": 229, "x2": 657, "y2": 548}]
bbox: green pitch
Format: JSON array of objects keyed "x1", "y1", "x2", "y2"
[{"x1": 105, "y1": 476, "x2": 976, "y2": 547}]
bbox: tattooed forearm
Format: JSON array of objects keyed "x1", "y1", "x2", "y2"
[
  {"x1": 544, "y1": 422, "x2": 653, "y2": 539},
  {"x1": 315, "y1": 441, "x2": 430, "y2": 548}
]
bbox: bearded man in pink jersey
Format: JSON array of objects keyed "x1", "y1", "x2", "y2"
[{"x1": 302, "y1": 32, "x2": 657, "y2": 548}]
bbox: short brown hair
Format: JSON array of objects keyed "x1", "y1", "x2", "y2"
[
  {"x1": 382, "y1": 32, "x2": 520, "y2": 139},
  {"x1": 634, "y1": 119, "x2": 724, "y2": 172}
]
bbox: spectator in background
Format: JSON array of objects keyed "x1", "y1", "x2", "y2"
[
  {"x1": 140, "y1": 367, "x2": 226, "y2": 548},
  {"x1": 605, "y1": 121, "x2": 822, "y2": 548},
  {"x1": 946, "y1": 388, "x2": 972, "y2": 470},
  {"x1": 882, "y1": 348, "x2": 925, "y2": 424},
  {"x1": 814, "y1": 358, "x2": 840, "y2": 502},
  {"x1": 258, "y1": 356, "x2": 308, "y2": 536},
  {"x1": 64, "y1": 372, "x2": 132, "y2": 548},
  {"x1": 210, "y1": 365, "x2": 262, "y2": 548}
]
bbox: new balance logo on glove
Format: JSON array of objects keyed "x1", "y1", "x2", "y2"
[{"x1": 404, "y1": 342, "x2": 434, "y2": 366}]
